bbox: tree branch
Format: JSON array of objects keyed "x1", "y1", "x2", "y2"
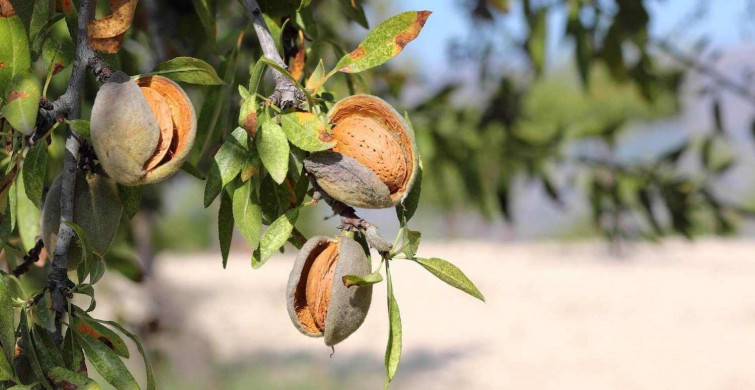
[
  {"x1": 237, "y1": 0, "x2": 305, "y2": 108},
  {"x1": 654, "y1": 39, "x2": 755, "y2": 105},
  {"x1": 42, "y1": 0, "x2": 112, "y2": 343},
  {"x1": 306, "y1": 172, "x2": 393, "y2": 254},
  {"x1": 11, "y1": 239, "x2": 44, "y2": 277}
]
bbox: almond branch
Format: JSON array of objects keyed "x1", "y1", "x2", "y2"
[{"x1": 237, "y1": 0, "x2": 305, "y2": 108}]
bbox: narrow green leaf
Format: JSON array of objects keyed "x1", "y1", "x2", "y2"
[
  {"x1": 19, "y1": 312, "x2": 50, "y2": 389},
  {"x1": 180, "y1": 161, "x2": 205, "y2": 180},
  {"x1": 279, "y1": 112, "x2": 336, "y2": 152},
  {"x1": 526, "y1": 9, "x2": 547, "y2": 75},
  {"x1": 333, "y1": 10, "x2": 431, "y2": 74},
  {"x1": 0, "y1": 15, "x2": 32, "y2": 94},
  {"x1": 15, "y1": 174, "x2": 39, "y2": 251},
  {"x1": 343, "y1": 271, "x2": 383, "y2": 287},
  {"x1": 65, "y1": 221, "x2": 91, "y2": 264},
  {"x1": 204, "y1": 127, "x2": 249, "y2": 207},
  {"x1": 31, "y1": 323, "x2": 64, "y2": 372},
  {"x1": 257, "y1": 110, "x2": 289, "y2": 184},
  {"x1": 414, "y1": 258, "x2": 485, "y2": 302},
  {"x1": 77, "y1": 332, "x2": 139, "y2": 390},
  {"x1": 191, "y1": 0, "x2": 216, "y2": 41},
  {"x1": 42, "y1": 32, "x2": 74, "y2": 75},
  {"x1": 73, "y1": 317, "x2": 129, "y2": 359},
  {"x1": 399, "y1": 229, "x2": 420, "y2": 259},
  {"x1": 298, "y1": 0, "x2": 313, "y2": 11},
  {"x1": 47, "y1": 366, "x2": 102, "y2": 389},
  {"x1": 218, "y1": 188, "x2": 233, "y2": 268},
  {"x1": 232, "y1": 178, "x2": 262, "y2": 249},
  {"x1": 1, "y1": 75, "x2": 40, "y2": 135},
  {"x1": 0, "y1": 276, "x2": 15, "y2": 367},
  {"x1": 22, "y1": 141, "x2": 47, "y2": 207},
  {"x1": 338, "y1": 0, "x2": 368, "y2": 28},
  {"x1": 8, "y1": 1, "x2": 33, "y2": 34},
  {"x1": 92, "y1": 319, "x2": 156, "y2": 390},
  {"x1": 305, "y1": 59, "x2": 326, "y2": 93},
  {"x1": 384, "y1": 264, "x2": 402, "y2": 387},
  {"x1": 252, "y1": 207, "x2": 298, "y2": 269},
  {"x1": 30, "y1": 6, "x2": 63, "y2": 62},
  {"x1": 0, "y1": 345, "x2": 12, "y2": 381},
  {"x1": 36, "y1": 292, "x2": 55, "y2": 333},
  {"x1": 66, "y1": 119, "x2": 91, "y2": 143},
  {"x1": 147, "y1": 56, "x2": 223, "y2": 85},
  {"x1": 117, "y1": 185, "x2": 142, "y2": 220},
  {"x1": 61, "y1": 324, "x2": 84, "y2": 372}
]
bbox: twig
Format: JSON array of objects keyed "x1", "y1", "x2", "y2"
[
  {"x1": 237, "y1": 0, "x2": 305, "y2": 108},
  {"x1": 11, "y1": 239, "x2": 44, "y2": 277},
  {"x1": 654, "y1": 39, "x2": 755, "y2": 105}
]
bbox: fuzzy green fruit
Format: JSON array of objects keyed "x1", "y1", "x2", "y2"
[
  {"x1": 41, "y1": 172, "x2": 122, "y2": 268},
  {"x1": 286, "y1": 235, "x2": 372, "y2": 346},
  {"x1": 90, "y1": 71, "x2": 196, "y2": 186},
  {"x1": 304, "y1": 94, "x2": 418, "y2": 209}
]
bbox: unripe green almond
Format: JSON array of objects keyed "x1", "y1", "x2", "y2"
[
  {"x1": 286, "y1": 235, "x2": 373, "y2": 346},
  {"x1": 306, "y1": 94, "x2": 418, "y2": 209},
  {"x1": 90, "y1": 72, "x2": 197, "y2": 185},
  {"x1": 41, "y1": 172, "x2": 122, "y2": 268}
]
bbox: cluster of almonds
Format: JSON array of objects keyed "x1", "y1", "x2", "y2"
[
  {"x1": 44, "y1": 70, "x2": 417, "y2": 346},
  {"x1": 288, "y1": 94, "x2": 419, "y2": 345}
]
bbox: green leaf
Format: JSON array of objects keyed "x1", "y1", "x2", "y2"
[
  {"x1": 8, "y1": 1, "x2": 33, "y2": 34},
  {"x1": 414, "y1": 258, "x2": 485, "y2": 302},
  {"x1": 61, "y1": 325, "x2": 83, "y2": 372},
  {"x1": 0, "y1": 15, "x2": 32, "y2": 94},
  {"x1": 398, "y1": 229, "x2": 420, "y2": 259},
  {"x1": 333, "y1": 10, "x2": 431, "y2": 74},
  {"x1": 256, "y1": 110, "x2": 289, "y2": 184},
  {"x1": 0, "y1": 346, "x2": 12, "y2": 381},
  {"x1": 1, "y1": 75, "x2": 40, "y2": 135},
  {"x1": 91, "y1": 319, "x2": 155, "y2": 390},
  {"x1": 73, "y1": 317, "x2": 129, "y2": 358},
  {"x1": 76, "y1": 332, "x2": 139, "y2": 390},
  {"x1": 218, "y1": 188, "x2": 233, "y2": 268},
  {"x1": 36, "y1": 292, "x2": 55, "y2": 333},
  {"x1": 191, "y1": 0, "x2": 216, "y2": 42},
  {"x1": 66, "y1": 119, "x2": 91, "y2": 143},
  {"x1": 343, "y1": 271, "x2": 383, "y2": 287},
  {"x1": 526, "y1": 9, "x2": 547, "y2": 75},
  {"x1": 22, "y1": 141, "x2": 47, "y2": 207},
  {"x1": 65, "y1": 221, "x2": 92, "y2": 265},
  {"x1": 232, "y1": 178, "x2": 262, "y2": 250},
  {"x1": 0, "y1": 276, "x2": 15, "y2": 368},
  {"x1": 294, "y1": 7, "x2": 318, "y2": 39},
  {"x1": 180, "y1": 161, "x2": 205, "y2": 180},
  {"x1": 19, "y1": 312, "x2": 50, "y2": 389},
  {"x1": 298, "y1": 0, "x2": 312, "y2": 11},
  {"x1": 204, "y1": 127, "x2": 249, "y2": 207},
  {"x1": 117, "y1": 185, "x2": 142, "y2": 220},
  {"x1": 15, "y1": 173, "x2": 39, "y2": 251},
  {"x1": 31, "y1": 323, "x2": 64, "y2": 372},
  {"x1": 147, "y1": 56, "x2": 223, "y2": 85},
  {"x1": 279, "y1": 112, "x2": 336, "y2": 152},
  {"x1": 305, "y1": 59, "x2": 326, "y2": 93},
  {"x1": 338, "y1": 0, "x2": 368, "y2": 28},
  {"x1": 252, "y1": 207, "x2": 298, "y2": 269},
  {"x1": 29, "y1": 3, "x2": 61, "y2": 62},
  {"x1": 384, "y1": 264, "x2": 402, "y2": 387},
  {"x1": 47, "y1": 366, "x2": 102, "y2": 390}
]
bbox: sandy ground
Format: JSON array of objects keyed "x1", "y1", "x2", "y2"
[{"x1": 94, "y1": 239, "x2": 755, "y2": 389}]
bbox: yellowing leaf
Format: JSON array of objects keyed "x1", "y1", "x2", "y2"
[
  {"x1": 87, "y1": 0, "x2": 138, "y2": 54},
  {"x1": 334, "y1": 10, "x2": 431, "y2": 74}
]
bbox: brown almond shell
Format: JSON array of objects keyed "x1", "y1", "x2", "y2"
[
  {"x1": 91, "y1": 73, "x2": 196, "y2": 185},
  {"x1": 305, "y1": 94, "x2": 418, "y2": 209},
  {"x1": 286, "y1": 236, "x2": 373, "y2": 346}
]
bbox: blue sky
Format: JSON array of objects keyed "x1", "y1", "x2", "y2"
[{"x1": 374, "y1": 0, "x2": 751, "y2": 76}]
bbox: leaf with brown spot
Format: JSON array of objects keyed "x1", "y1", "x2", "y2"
[
  {"x1": 86, "y1": 0, "x2": 138, "y2": 54},
  {"x1": 0, "y1": 13, "x2": 31, "y2": 93},
  {"x1": 288, "y1": 32, "x2": 306, "y2": 81},
  {"x1": 332, "y1": 10, "x2": 431, "y2": 75},
  {"x1": 0, "y1": 0, "x2": 14, "y2": 17},
  {"x1": 73, "y1": 317, "x2": 130, "y2": 358},
  {"x1": 1, "y1": 75, "x2": 39, "y2": 135}
]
